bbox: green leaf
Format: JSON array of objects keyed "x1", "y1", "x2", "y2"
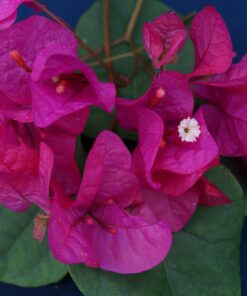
[
  {"x1": 221, "y1": 156, "x2": 247, "y2": 214},
  {"x1": 164, "y1": 165, "x2": 244, "y2": 296},
  {"x1": 69, "y1": 165, "x2": 244, "y2": 296},
  {"x1": 76, "y1": 0, "x2": 194, "y2": 139},
  {"x1": 0, "y1": 206, "x2": 67, "y2": 287}
]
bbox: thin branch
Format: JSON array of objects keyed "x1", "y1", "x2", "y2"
[
  {"x1": 83, "y1": 0, "x2": 145, "y2": 66},
  {"x1": 89, "y1": 47, "x2": 143, "y2": 66},
  {"x1": 124, "y1": 0, "x2": 144, "y2": 40},
  {"x1": 84, "y1": 0, "x2": 147, "y2": 85},
  {"x1": 129, "y1": 38, "x2": 154, "y2": 77},
  {"x1": 109, "y1": 116, "x2": 118, "y2": 132},
  {"x1": 103, "y1": 0, "x2": 114, "y2": 80},
  {"x1": 182, "y1": 11, "x2": 196, "y2": 24},
  {"x1": 82, "y1": 37, "x2": 124, "y2": 61}
]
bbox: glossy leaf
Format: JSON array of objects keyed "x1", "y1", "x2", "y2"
[{"x1": 0, "y1": 206, "x2": 67, "y2": 287}]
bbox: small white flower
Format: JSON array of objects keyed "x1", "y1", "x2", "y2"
[{"x1": 178, "y1": 117, "x2": 201, "y2": 143}]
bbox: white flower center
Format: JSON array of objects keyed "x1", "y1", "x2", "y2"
[{"x1": 178, "y1": 117, "x2": 201, "y2": 143}]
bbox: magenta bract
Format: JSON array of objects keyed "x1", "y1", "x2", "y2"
[
  {"x1": 0, "y1": 15, "x2": 116, "y2": 193},
  {"x1": 190, "y1": 6, "x2": 234, "y2": 77},
  {"x1": 0, "y1": 16, "x2": 77, "y2": 105},
  {"x1": 192, "y1": 58, "x2": 247, "y2": 156},
  {"x1": 31, "y1": 43, "x2": 116, "y2": 127},
  {"x1": 141, "y1": 186, "x2": 199, "y2": 232},
  {"x1": 143, "y1": 11, "x2": 187, "y2": 69},
  {"x1": 194, "y1": 55, "x2": 247, "y2": 92},
  {"x1": 39, "y1": 109, "x2": 90, "y2": 194},
  {"x1": 0, "y1": 109, "x2": 88, "y2": 195},
  {"x1": 117, "y1": 71, "x2": 193, "y2": 128},
  {"x1": 201, "y1": 101, "x2": 247, "y2": 156},
  {"x1": 0, "y1": 142, "x2": 53, "y2": 213},
  {"x1": 141, "y1": 174, "x2": 231, "y2": 233},
  {"x1": 48, "y1": 131, "x2": 172, "y2": 274},
  {"x1": 0, "y1": 0, "x2": 31, "y2": 29},
  {"x1": 117, "y1": 102, "x2": 219, "y2": 196},
  {"x1": 0, "y1": 16, "x2": 115, "y2": 127}
]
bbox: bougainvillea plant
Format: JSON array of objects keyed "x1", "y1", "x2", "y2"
[{"x1": 0, "y1": 0, "x2": 245, "y2": 295}]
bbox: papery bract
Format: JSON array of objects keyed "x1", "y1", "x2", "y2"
[
  {"x1": 31, "y1": 43, "x2": 115, "y2": 127},
  {"x1": 117, "y1": 71, "x2": 193, "y2": 129},
  {"x1": 143, "y1": 12, "x2": 187, "y2": 68},
  {"x1": 140, "y1": 174, "x2": 231, "y2": 233},
  {"x1": 0, "y1": 16, "x2": 115, "y2": 126},
  {"x1": 0, "y1": 142, "x2": 53, "y2": 213},
  {"x1": 185, "y1": 7, "x2": 247, "y2": 157},
  {"x1": 193, "y1": 79, "x2": 247, "y2": 156},
  {"x1": 201, "y1": 100, "x2": 247, "y2": 156},
  {"x1": 152, "y1": 109, "x2": 218, "y2": 195},
  {"x1": 190, "y1": 6, "x2": 234, "y2": 76},
  {"x1": 117, "y1": 100, "x2": 218, "y2": 195},
  {"x1": 39, "y1": 109, "x2": 89, "y2": 194},
  {"x1": 0, "y1": 108, "x2": 88, "y2": 195},
  {"x1": 0, "y1": 15, "x2": 115, "y2": 193},
  {"x1": 48, "y1": 131, "x2": 172, "y2": 274},
  {"x1": 194, "y1": 55, "x2": 247, "y2": 92},
  {"x1": 141, "y1": 187, "x2": 199, "y2": 232},
  {"x1": 0, "y1": 16, "x2": 77, "y2": 106}
]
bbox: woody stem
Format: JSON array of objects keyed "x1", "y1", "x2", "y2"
[
  {"x1": 89, "y1": 47, "x2": 143, "y2": 66},
  {"x1": 103, "y1": 0, "x2": 118, "y2": 131},
  {"x1": 82, "y1": 0, "x2": 144, "y2": 60},
  {"x1": 103, "y1": 0, "x2": 114, "y2": 81},
  {"x1": 129, "y1": 38, "x2": 154, "y2": 77},
  {"x1": 182, "y1": 11, "x2": 196, "y2": 24},
  {"x1": 124, "y1": 0, "x2": 144, "y2": 41}
]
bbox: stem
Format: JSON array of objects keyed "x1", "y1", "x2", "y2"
[
  {"x1": 82, "y1": 37, "x2": 125, "y2": 61},
  {"x1": 83, "y1": 0, "x2": 144, "y2": 63},
  {"x1": 124, "y1": 0, "x2": 144, "y2": 40},
  {"x1": 32, "y1": 0, "x2": 126, "y2": 86},
  {"x1": 103, "y1": 0, "x2": 114, "y2": 81},
  {"x1": 86, "y1": 0, "x2": 151, "y2": 79},
  {"x1": 109, "y1": 116, "x2": 118, "y2": 131},
  {"x1": 129, "y1": 38, "x2": 154, "y2": 77},
  {"x1": 182, "y1": 11, "x2": 196, "y2": 24},
  {"x1": 89, "y1": 47, "x2": 143, "y2": 66}
]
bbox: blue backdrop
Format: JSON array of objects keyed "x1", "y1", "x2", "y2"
[{"x1": 1, "y1": 0, "x2": 246, "y2": 295}]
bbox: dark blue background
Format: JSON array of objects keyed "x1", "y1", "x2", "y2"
[{"x1": 1, "y1": 1, "x2": 246, "y2": 295}]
